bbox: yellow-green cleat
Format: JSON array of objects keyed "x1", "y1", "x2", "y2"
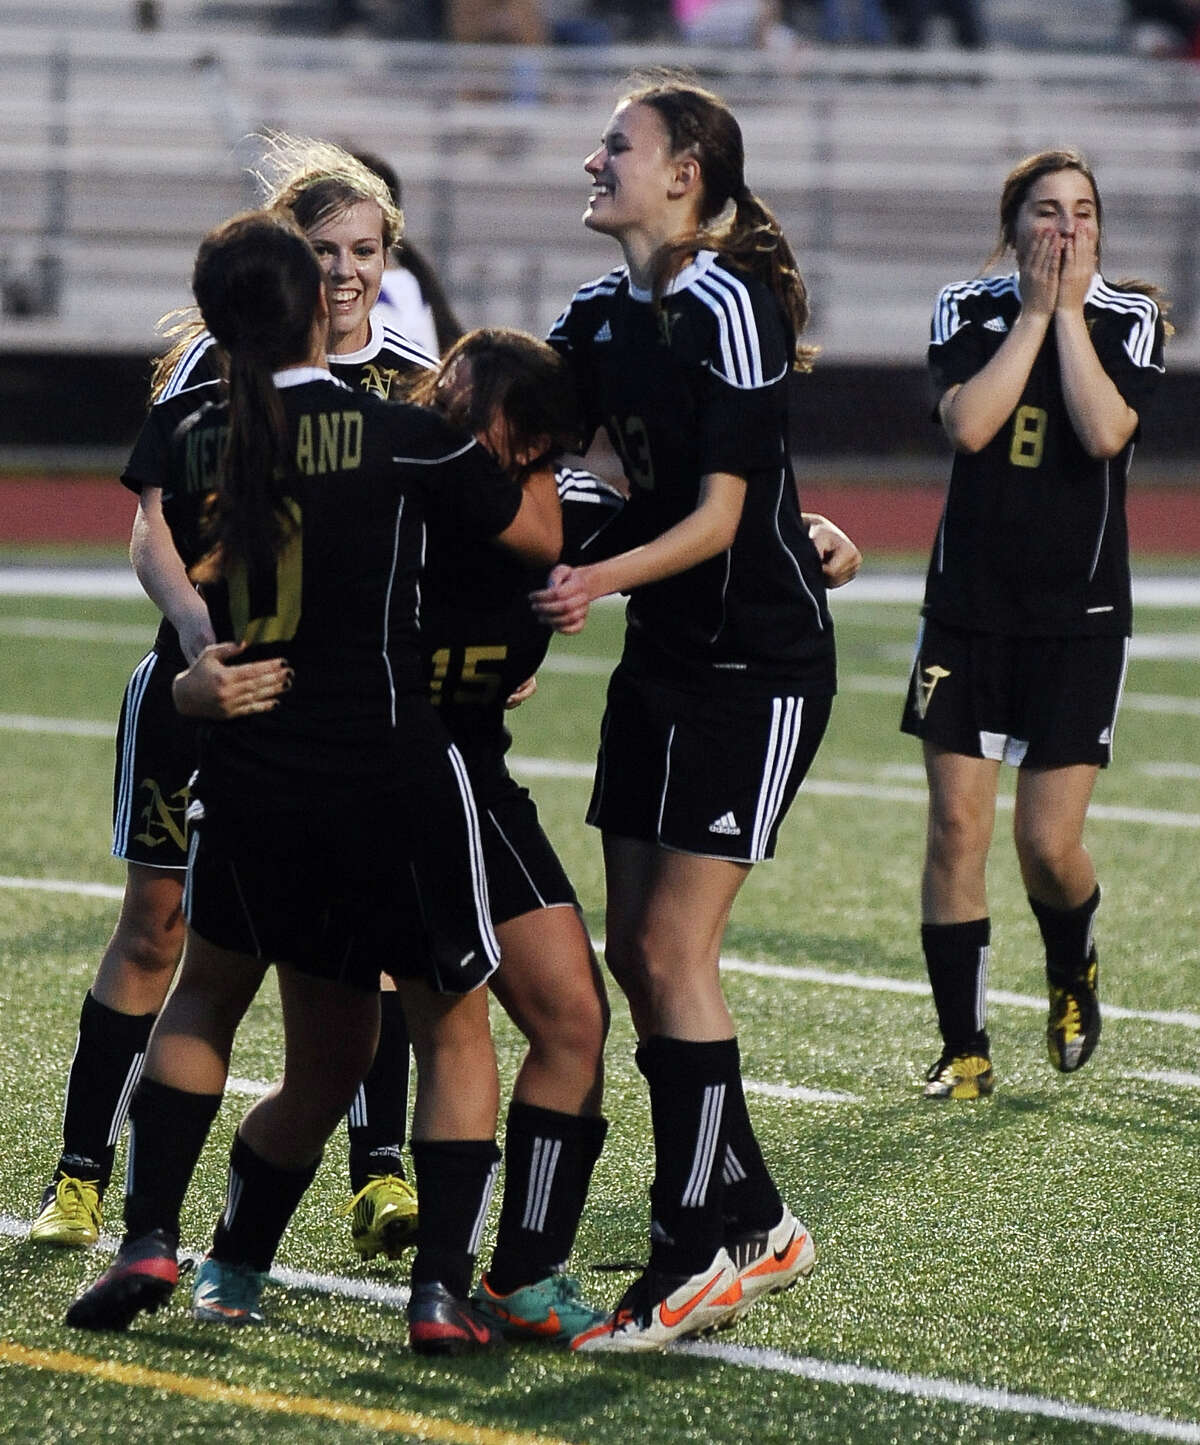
[
  {"x1": 29, "y1": 1173, "x2": 102, "y2": 1242},
  {"x1": 342, "y1": 1174, "x2": 418, "y2": 1260},
  {"x1": 30, "y1": 1175, "x2": 103, "y2": 1247}
]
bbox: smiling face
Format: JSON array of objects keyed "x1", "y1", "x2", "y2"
[
  {"x1": 305, "y1": 198, "x2": 386, "y2": 355},
  {"x1": 1013, "y1": 168, "x2": 1100, "y2": 264},
  {"x1": 583, "y1": 99, "x2": 686, "y2": 245}
]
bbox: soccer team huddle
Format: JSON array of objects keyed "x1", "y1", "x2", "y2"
[{"x1": 30, "y1": 64, "x2": 1166, "y2": 1355}]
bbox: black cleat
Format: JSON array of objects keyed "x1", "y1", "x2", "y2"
[
  {"x1": 407, "y1": 1280, "x2": 504, "y2": 1356},
  {"x1": 65, "y1": 1228, "x2": 179, "y2": 1331},
  {"x1": 1047, "y1": 948, "x2": 1101, "y2": 1073}
]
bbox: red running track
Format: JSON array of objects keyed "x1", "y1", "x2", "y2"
[{"x1": 1, "y1": 476, "x2": 1199, "y2": 553}]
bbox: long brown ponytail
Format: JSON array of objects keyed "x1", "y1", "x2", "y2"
[
  {"x1": 190, "y1": 210, "x2": 323, "y2": 582},
  {"x1": 628, "y1": 69, "x2": 817, "y2": 372}
]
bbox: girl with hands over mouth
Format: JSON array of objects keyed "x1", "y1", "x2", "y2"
[{"x1": 904, "y1": 149, "x2": 1167, "y2": 1103}]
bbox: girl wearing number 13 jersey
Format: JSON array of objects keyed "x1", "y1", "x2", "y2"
[
  {"x1": 902, "y1": 149, "x2": 1167, "y2": 1102},
  {"x1": 534, "y1": 72, "x2": 862, "y2": 1351}
]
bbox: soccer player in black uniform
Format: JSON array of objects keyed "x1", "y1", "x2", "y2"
[
  {"x1": 901, "y1": 150, "x2": 1167, "y2": 1100},
  {"x1": 175, "y1": 327, "x2": 623, "y2": 1350},
  {"x1": 532, "y1": 72, "x2": 861, "y2": 1351},
  {"x1": 30, "y1": 141, "x2": 433, "y2": 1256},
  {"x1": 65, "y1": 210, "x2": 561, "y2": 1340}
]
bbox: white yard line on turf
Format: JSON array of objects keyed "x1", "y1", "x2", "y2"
[
  {"x1": 4, "y1": 873, "x2": 1197, "y2": 1033},
  {"x1": 2, "y1": 1211, "x2": 1196, "y2": 1442},
  {"x1": 5, "y1": 569, "x2": 1200, "y2": 607}
]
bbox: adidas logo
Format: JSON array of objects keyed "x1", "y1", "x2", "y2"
[
  {"x1": 708, "y1": 811, "x2": 740, "y2": 837},
  {"x1": 1098, "y1": 726, "x2": 1111, "y2": 745},
  {"x1": 983, "y1": 316, "x2": 1008, "y2": 333},
  {"x1": 593, "y1": 320, "x2": 612, "y2": 343}
]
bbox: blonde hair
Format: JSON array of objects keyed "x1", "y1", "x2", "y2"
[{"x1": 151, "y1": 132, "x2": 402, "y2": 398}]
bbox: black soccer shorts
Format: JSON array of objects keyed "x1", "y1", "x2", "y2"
[
  {"x1": 478, "y1": 775, "x2": 577, "y2": 926},
  {"x1": 900, "y1": 617, "x2": 1129, "y2": 768},
  {"x1": 111, "y1": 649, "x2": 199, "y2": 869},
  {"x1": 585, "y1": 665, "x2": 833, "y2": 862},
  {"x1": 184, "y1": 741, "x2": 501, "y2": 995}
]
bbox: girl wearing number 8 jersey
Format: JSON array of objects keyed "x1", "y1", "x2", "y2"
[{"x1": 901, "y1": 150, "x2": 1167, "y2": 1100}]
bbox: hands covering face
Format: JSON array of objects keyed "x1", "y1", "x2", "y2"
[{"x1": 1018, "y1": 214, "x2": 1097, "y2": 317}]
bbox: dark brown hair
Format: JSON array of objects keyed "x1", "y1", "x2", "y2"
[
  {"x1": 190, "y1": 209, "x2": 322, "y2": 581},
  {"x1": 408, "y1": 327, "x2": 582, "y2": 481},
  {"x1": 985, "y1": 147, "x2": 1170, "y2": 323},
  {"x1": 624, "y1": 68, "x2": 815, "y2": 372}
]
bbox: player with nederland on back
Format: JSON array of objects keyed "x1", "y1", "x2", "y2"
[
  {"x1": 533, "y1": 68, "x2": 862, "y2": 1350},
  {"x1": 902, "y1": 149, "x2": 1167, "y2": 1100}
]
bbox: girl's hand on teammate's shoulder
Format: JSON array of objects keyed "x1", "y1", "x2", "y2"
[
  {"x1": 505, "y1": 675, "x2": 538, "y2": 709},
  {"x1": 530, "y1": 563, "x2": 591, "y2": 635},
  {"x1": 173, "y1": 641, "x2": 293, "y2": 720},
  {"x1": 805, "y1": 514, "x2": 863, "y2": 589}
]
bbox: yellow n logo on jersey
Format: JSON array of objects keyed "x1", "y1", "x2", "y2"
[{"x1": 917, "y1": 664, "x2": 951, "y2": 719}]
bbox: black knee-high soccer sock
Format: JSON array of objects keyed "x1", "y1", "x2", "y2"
[
  {"x1": 921, "y1": 919, "x2": 991, "y2": 1054},
  {"x1": 56, "y1": 990, "x2": 156, "y2": 1195},
  {"x1": 123, "y1": 1076, "x2": 223, "y2": 1243},
  {"x1": 409, "y1": 1139, "x2": 501, "y2": 1299},
  {"x1": 346, "y1": 990, "x2": 411, "y2": 1192},
  {"x1": 636, "y1": 1035, "x2": 740, "y2": 1276},
  {"x1": 210, "y1": 1132, "x2": 321, "y2": 1273},
  {"x1": 719, "y1": 1058, "x2": 784, "y2": 1236},
  {"x1": 485, "y1": 1103, "x2": 608, "y2": 1294},
  {"x1": 1030, "y1": 886, "x2": 1101, "y2": 985}
]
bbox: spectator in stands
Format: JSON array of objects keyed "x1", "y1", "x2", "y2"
[
  {"x1": 673, "y1": 0, "x2": 800, "y2": 46},
  {"x1": 817, "y1": 0, "x2": 890, "y2": 43},
  {"x1": 446, "y1": 0, "x2": 548, "y2": 41},
  {"x1": 887, "y1": 0, "x2": 986, "y2": 48},
  {"x1": 351, "y1": 150, "x2": 464, "y2": 356},
  {"x1": 1124, "y1": 0, "x2": 1200, "y2": 56}
]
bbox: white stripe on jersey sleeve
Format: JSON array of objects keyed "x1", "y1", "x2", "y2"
[
  {"x1": 554, "y1": 465, "x2": 623, "y2": 507},
  {"x1": 375, "y1": 321, "x2": 438, "y2": 372},
  {"x1": 692, "y1": 266, "x2": 781, "y2": 388},
  {"x1": 1089, "y1": 278, "x2": 1163, "y2": 372},
  {"x1": 548, "y1": 267, "x2": 626, "y2": 342},
  {"x1": 158, "y1": 329, "x2": 218, "y2": 400},
  {"x1": 931, "y1": 274, "x2": 1017, "y2": 345}
]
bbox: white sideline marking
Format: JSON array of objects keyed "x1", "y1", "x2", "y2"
[
  {"x1": 3, "y1": 1209, "x2": 1196, "y2": 1442},
  {"x1": 1140, "y1": 762, "x2": 1200, "y2": 780},
  {"x1": 0, "y1": 713, "x2": 114, "y2": 738},
  {"x1": 0, "y1": 874, "x2": 124, "y2": 900},
  {"x1": 5, "y1": 569, "x2": 1200, "y2": 607},
  {"x1": 677, "y1": 1340, "x2": 1200, "y2": 1443},
  {"x1": 228, "y1": 1072, "x2": 865, "y2": 1109},
  {"x1": 718, "y1": 957, "x2": 1200, "y2": 1031},
  {"x1": 1123, "y1": 1069, "x2": 1200, "y2": 1089},
  {"x1": 743, "y1": 1080, "x2": 861, "y2": 1104},
  {"x1": 0, "y1": 618, "x2": 150, "y2": 645},
  {"x1": 2, "y1": 876, "x2": 1198, "y2": 1029}
]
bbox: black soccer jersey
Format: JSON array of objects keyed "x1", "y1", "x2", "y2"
[
  {"x1": 422, "y1": 465, "x2": 623, "y2": 785},
  {"x1": 121, "y1": 314, "x2": 438, "y2": 664},
  {"x1": 924, "y1": 272, "x2": 1165, "y2": 637},
  {"x1": 169, "y1": 371, "x2": 524, "y2": 794},
  {"x1": 549, "y1": 250, "x2": 835, "y2": 696}
]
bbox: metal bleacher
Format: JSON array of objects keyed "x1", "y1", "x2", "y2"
[{"x1": 2, "y1": 0, "x2": 1199, "y2": 366}]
